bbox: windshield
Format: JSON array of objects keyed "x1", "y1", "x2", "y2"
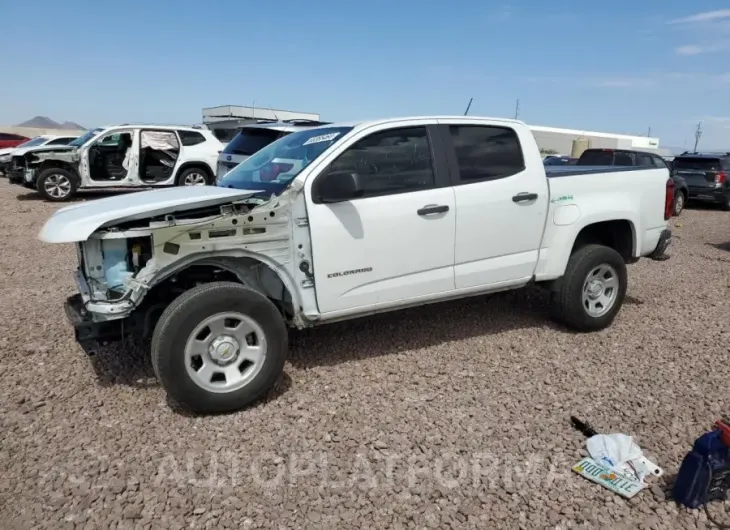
[
  {"x1": 17, "y1": 136, "x2": 49, "y2": 148},
  {"x1": 217, "y1": 126, "x2": 354, "y2": 195},
  {"x1": 69, "y1": 128, "x2": 104, "y2": 147},
  {"x1": 222, "y1": 128, "x2": 284, "y2": 156}
]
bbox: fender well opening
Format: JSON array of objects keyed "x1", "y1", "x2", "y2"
[
  {"x1": 137, "y1": 260, "x2": 294, "y2": 337},
  {"x1": 571, "y1": 220, "x2": 635, "y2": 262}
]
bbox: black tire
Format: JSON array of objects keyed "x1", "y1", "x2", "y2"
[
  {"x1": 36, "y1": 168, "x2": 78, "y2": 202},
  {"x1": 549, "y1": 244, "x2": 627, "y2": 332},
  {"x1": 151, "y1": 281, "x2": 288, "y2": 413},
  {"x1": 176, "y1": 166, "x2": 211, "y2": 186},
  {"x1": 721, "y1": 194, "x2": 730, "y2": 212},
  {"x1": 673, "y1": 190, "x2": 686, "y2": 216}
]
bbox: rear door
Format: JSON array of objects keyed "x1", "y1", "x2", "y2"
[
  {"x1": 439, "y1": 120, "x2": 549, "y2": 290},
  {"x1": 673, "y1": 156, "x2": 723, "y2": 190}
]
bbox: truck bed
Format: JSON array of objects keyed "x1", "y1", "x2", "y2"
[{"x1": 545, "y1": 165, "x2": 654, "y2": 178}]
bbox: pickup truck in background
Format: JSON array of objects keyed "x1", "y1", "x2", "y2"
[
  {"x1": 39, "y1": 116, "x2": 673, "y2": 413},
  {"x1": 670, "y1": 151, "x2": 730, "y2": 211},
  {"x1": 576, "y1": 148, "x2": 688, "y2": 216}
]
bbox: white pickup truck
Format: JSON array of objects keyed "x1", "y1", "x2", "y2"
[{"x1": 39, "y1": 116, "x2": 673, "y2": 413}]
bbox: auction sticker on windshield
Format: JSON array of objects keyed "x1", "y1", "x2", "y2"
[{"x1": 303, "y1": 132, "x2": 341, "y2": 145}]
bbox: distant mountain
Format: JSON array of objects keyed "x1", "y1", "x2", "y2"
[
  {"x1": 15, "y1": 116, "x2": 85, "y2": 130},
  {"x1": 60, "y1": 121, "x2": 86, "y2": 130}
]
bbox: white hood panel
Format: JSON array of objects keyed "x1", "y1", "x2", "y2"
[{"x1": 39, "y1": 186, "x2": 263, "y2": 243}]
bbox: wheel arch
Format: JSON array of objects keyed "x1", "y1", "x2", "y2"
[
  {"x1": 570, "y1": 219, "x2": 636, "y2": 262},
  {"x1": 174, "y1": 161, "x2": 215, "y2": 184},
  {"x1": 139, "y1": 250, "x2": 303, "y2": 325},
  {"x1": 37, "y1": 160, "x2": 80, "y2": 182}
]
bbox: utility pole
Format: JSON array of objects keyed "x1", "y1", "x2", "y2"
[
  {"x1": 514, "y1": 99, "x2": 520, "y2": 119},
  {"x1": 647, "y1": 126, "x2": 652, "y2": 137},
  {"x1": 693, "y1": 122, "x2": 703, "y2": 152}
]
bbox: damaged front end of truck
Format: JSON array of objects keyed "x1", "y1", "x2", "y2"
[{"x1": 38, "y1": 186, "x2": 303, "y2": 344}]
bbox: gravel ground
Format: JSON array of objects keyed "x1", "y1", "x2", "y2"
[{"x1": 1, "y1": 180, "x2": 730, "y2": 530}]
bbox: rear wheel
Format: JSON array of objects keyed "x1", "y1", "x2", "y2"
[
  {"x1": 549, "y1": 244, "x2": 627, "y2": 332},
  {"x1": 673, "y1": 191, "x2": 686, "y2": 216},
  {"x1": 151, "y1": 282, "x2": 288, "y2": 413},
  {"x1": 721, "y1": 194, "x2": 730, "y2": 211},
  {"x1": 177, "y1": 167, "x2": 210, "y2": 186},
  {"x1": 36, "y1": 168, "x2": 77, "y2": 201}
]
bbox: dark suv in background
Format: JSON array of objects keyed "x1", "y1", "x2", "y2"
[
  {"x1": 576, "y1": 148, "x2": 689, "y2": 216},
  {"x1": 671, "y1": 152, "x2": 730, "y2": 211},
  {"x1": 216, "y1": 119, "x2": 330, "y2": 180}
]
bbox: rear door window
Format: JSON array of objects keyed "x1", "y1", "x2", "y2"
[
  {"x1": 673, "y1": 158, "x2": 721, "y2": 171},
  {"x1": 448, "y1": 125, "x2": 525, "y2": 181},
  {"x1": 613, "y1": 152, "x2": 634, "y2": 166},
  {"x1": 222, "y1": 128, "x2": 284, "y2": 156},
  {"x1": 577, "y1": 150, "x2": 614, "y2": 165}
]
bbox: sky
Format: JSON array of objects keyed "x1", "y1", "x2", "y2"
[{"x1": 3, "y1": 0, "x2": 730, "y2": 151}]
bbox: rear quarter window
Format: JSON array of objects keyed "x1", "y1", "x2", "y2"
[
  {"x1": 177, "y1": 130, "x2": 207, "y2": 146},
  {"x1": 673, "y1": 158, "x2": 721, "y2": 171},
  {"x1": 222, "y1": 128, "x2": 284, "y2": 156},
  {"x1": 577, "y1": 151, "x2": 614, "y2": 165}
]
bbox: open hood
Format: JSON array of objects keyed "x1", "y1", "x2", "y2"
[{"x1": 38, "y1": 186, "x2": 264, "y2": 243}]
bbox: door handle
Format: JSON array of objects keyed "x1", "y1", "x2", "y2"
[
  {"x1": 512, "y1": 192, "x2": 538, "y2": 203},
  {"x1": 417, "y1": 204, "x2": 449, "y2": 216}
]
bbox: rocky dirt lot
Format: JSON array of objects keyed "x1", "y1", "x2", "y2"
[{"x1": 1, "y1": 180, "x2": 730, "y2": 530}]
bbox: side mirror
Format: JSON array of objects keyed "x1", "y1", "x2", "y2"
[{"x1": 316, "y1": 170, "x2": 364, "y2": 203}]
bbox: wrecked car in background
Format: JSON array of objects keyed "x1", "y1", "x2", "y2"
[
  {"x1": 7, "y1": 125, "x2": 223, "y2": 201},
  {"x1": 39, "y1": 116, "x2": 673, "y2": 414},
  {"x1": 0, "y1": 134, "x2": 78, "y2": 176}
]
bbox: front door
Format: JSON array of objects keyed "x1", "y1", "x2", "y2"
[
  {"x1": 305, "y1": 123, "x2": 456, "y2": 314},
  {"x1": 81, "y1": 129, "x2": 139, "y2": 186},
  {"x1": 438, "y1": 120, "x2": 549, "y2": 290}
]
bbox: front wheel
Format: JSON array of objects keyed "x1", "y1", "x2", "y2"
[
  {"x1": 549, "y1": 244, "x2": 627, "y2": 332},
  {"x1": 36, "y1": 168, "x2": 77, "y2": 201},
  {"x1": 151, "y1": 282, "x2": 288, "y2": 413}
]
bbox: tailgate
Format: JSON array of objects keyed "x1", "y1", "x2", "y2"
[
  {"x1": 673, "y1": 157, "x2": 722, "y2": 189},
  {"x1": 675, "y1": 169, "x2": 716, "y2": 188}
]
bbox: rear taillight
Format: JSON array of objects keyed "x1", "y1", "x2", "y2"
[
  {"x1": 664, "y1": 178, "x2": 675, "y2": 220},
  {"x1": 715, "y1": 171, "x2": 727, "y2": 187}
]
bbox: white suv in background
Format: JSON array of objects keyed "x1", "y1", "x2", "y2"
[
  {"x1": 216, "y1": 119, "x2": 330, "y2": 181},
  {"x1": 6, "y1": 125, "x2": 223, "y2": 201}
]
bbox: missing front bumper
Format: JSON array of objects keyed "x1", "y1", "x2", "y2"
[{"x1": 64, "y1": 294, "x2": 125, "y2": 344}]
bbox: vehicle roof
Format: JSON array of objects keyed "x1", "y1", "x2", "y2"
[
  {"x1": 675, "y1": 152, "x2": 730, "y2": 159},
  {"x1": 302, "y1": 115, "x2": 528, "y2": 132},
  {"x1": 240, "y1": 123, "x2": 325, "y2": 133},
  {"x1": 104, "y1": 124, "x2": 211, "y2": 132},
  {"x1": 580, "y1": 147, "x2": 665, "y2": 157}
]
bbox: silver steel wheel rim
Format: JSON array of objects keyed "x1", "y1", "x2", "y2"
[
  {"x1": 183, "y1": 172, "x2": 207, "y2": 186},
  {"x1": 184, "y1": 312, "x2": 267, "y2": 393},
  {"x1": 44, "y1": 174, "x2": 71, "y2": 198},
  {"x1": 675, "y1": 194, "x2": 684, "y2": 213},
  {"x1": 582, "y1": 264, "x2": 619, "y2": 318}
]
